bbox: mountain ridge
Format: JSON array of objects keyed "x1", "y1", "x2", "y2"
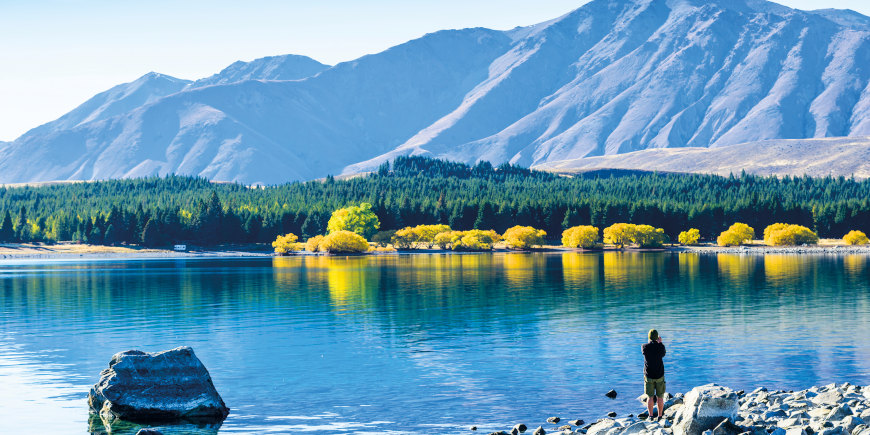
[{"x1": 2, "y1": 0, "x2": 870, "y2": 184}]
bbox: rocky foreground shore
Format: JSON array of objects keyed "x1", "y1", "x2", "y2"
[{"x1": 482, "y1": 383, "x2": 870, "y2": 435}]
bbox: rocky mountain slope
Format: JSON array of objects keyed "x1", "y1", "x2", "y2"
[
  {"x1": 536, "y1": 136, "x2": 870, "y2": 179},
  {"x1": 2, "y1": 0, "x2": 869, "y2": 184}
]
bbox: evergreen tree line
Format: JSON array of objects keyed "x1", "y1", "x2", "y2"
[{"x1": 0, "y1": 156, "x2": 869, "y2": 247}]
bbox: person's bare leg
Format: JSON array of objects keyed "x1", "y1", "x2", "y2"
[
  {"x1": 657, "y1": 396, "x2": 665, "y2": 421},
  {"x1": 647, "y1": 396, "x2": 655, "y2": 419}
]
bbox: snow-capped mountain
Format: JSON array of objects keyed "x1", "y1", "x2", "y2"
[
  {"x1": 2, "y1": 0, "x2": 870, "y2": 184},
  {"x1": 189, "y1": 54, "x2": 330, "y2": 88}
]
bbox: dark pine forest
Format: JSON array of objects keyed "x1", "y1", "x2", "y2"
[{"x1": 0, "y1": 156, "x2": 868, "y2": 247}]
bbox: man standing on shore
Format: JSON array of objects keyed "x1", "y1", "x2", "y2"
[{"x1": 642, "y1": 329, "x2": 666, "y2": 421}]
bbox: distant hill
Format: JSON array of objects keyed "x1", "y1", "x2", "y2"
[
  {"x1": 2, "y1": 0, "x2": 870, "y2": 184},
  {"x1": 536, "y1": 137, "x2": 870, "y2": 179}
]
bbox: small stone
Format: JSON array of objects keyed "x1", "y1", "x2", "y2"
[
  {"x1": 639, "y1": 411, "x2": 650, "y2": 420},
  {"x1": 839, "y1": 416, "x2": 862, "y2": 433},
  {"x1": 534, "y1": 426, "x2": 546, "y2": 435},
  {"x1": 514, "y1": 424, "x2": 528, "y2": 433},
  {"x1": 471, "y1": 427, "x2": 478, "y2": 431},
  {"x1": 548, "y1": 417, "x2": 562, "y2": 424},
  {"x1": 571, "y1": 420, "x2": 585, "y2": 427},
  {"x1": 606, "y1": 390, "x2": 618, "y2": 399},
  {"x1": 607, "y1": 412, "x2": 618, "y2": 418},
  {"x1": 825, "y1": 404, "x2": 852, "y2": 422},
  {"x1": 765, "y1": 410, "x2": 789, "y2": 420},
  {"x1": 778, "y1": 418, "x2": 805, "y2": 429},
  {"x1": 713, "y1": 419, "x2": 744, "y2": 435},
  {"x1": 558, "y1": 425, "x2": 572, "y2": 431}
]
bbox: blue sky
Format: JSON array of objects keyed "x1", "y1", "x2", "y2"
[{"x1": 1, "y1": 0, "x2": 868, "y2": 141}]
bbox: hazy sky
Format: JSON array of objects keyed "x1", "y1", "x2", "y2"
[{"x1": 1, "y1": 0, "x2": 868, "y2": 141}]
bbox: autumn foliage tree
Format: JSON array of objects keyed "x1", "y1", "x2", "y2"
[
  {"x1": 763, "y1": 224, "x2": 818, "y2": 246},
  {"x1": 603, "y1": 223, "x2": 637, "y2": 248},
  {"x1": 320, "y1": 230, "x2": 370, "y2": 253},
  {"x1": 272, "y1": 233, "x2": 302, "y2": 255},
  {"x1": 327, "y1": 203, "x2": 380, "y2": 238},
  {"x1": 306, "y1": 235, "x2": 325, "y2": 252},
  {"x1": 843, "y1": 230, "x2": 869, "y2": 245},
  {"x1": 503, "y1": 225, "x2": 546, "y2": 250},
  {"x1": 433, "y1": 229, "x2": 500, "y2": 251},
  {"x1": 391, "y1": 224, "x2": 451, "y2": 249},
  {"x1": 717, "y1": 223, "x2": 755, "y2": 246},
  {"x1": 678, "y1": 228, "x2": 701, "y2": 245},
  {"x1": 562, "y1": 225, "x2": 600, "y2": 249}
]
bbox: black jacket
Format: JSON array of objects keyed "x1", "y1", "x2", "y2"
[{"x1": 642, "y1": 341, "x2": 666, "y2": 378}]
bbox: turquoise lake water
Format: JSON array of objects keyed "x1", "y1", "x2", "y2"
[{"x1": 1, "y1": 253, "x2": 869, "y2": 434}]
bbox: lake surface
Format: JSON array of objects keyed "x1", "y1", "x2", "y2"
[{"x1": 1, "y1": 252, "x2": 869, "y2": 434}]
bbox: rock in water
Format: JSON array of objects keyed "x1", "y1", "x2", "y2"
[
  {"x1": 547, "y1": 417, "x2": 561, "y2": 424},
  {"x1": 606, "y1": 389, "x2": 618, "y2": 399},
  {"x1": 673, "y1": 384, "x2": 739, "y2": 435},
  {"x1": 88, "y1": 347, "x2": 229, "y2": 424},
  {"x1": 533, "y1": 426, "x2": 546, "y2": 435}
]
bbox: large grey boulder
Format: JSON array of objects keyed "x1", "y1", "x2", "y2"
[
  {"x1": 88, "y1": 347, "x2": 229, "y2": 424},
  {"x1": 673, "y1": 384, "x2": 739, "y2": 435}
]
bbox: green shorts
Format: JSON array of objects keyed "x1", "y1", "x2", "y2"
[{"x1": 644, "y1": 375, "x2": 666, "y2": 398}]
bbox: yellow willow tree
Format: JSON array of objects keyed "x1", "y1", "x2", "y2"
[
  {"x1": 326, "y1": 203, "x2": 380, "y2": 239},
  {"x1": 503, "y1": 225, "x2": 547, "y2": 250},
  {"x1": 717, "y1": 223, "x2": 755, "y2": 246},
  {"x1": 562, "y1": 225, "x2": 600, "y2": 249}
]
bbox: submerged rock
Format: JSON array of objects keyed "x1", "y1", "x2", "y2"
[
  {"x1": 607, "y1": 390, "x2": 619, "y2": 399},
  {"x1": 88, "y1": 347, "x2": 229, "y2": 425}
]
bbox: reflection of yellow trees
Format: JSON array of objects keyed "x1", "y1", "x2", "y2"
[
  {"x1": 603, "y1": 252, "x2": 664, "y2": 286},
  {"x1": 717, "y1": 255, "x2": 753, "y2": 284},
  {"x1": 678, "y1": 254, "x2": 699, "y2": 281},
  {"x1": 562, "y1": 252, "x2": 601, "y2": 288},
  {"x1": 275, "y1": 256, "x2": 379, "y2": 308},
  {"x1": 764, "y1": 255, "x2": 810, "y2": 285},
  {"x1": 310, "y1": 256, "x2": 378, "y2": 308},
  {"x1": 502, "y1": 253, "x2": 537, "y2": 286},
  {"x1": 843, "y1": 255, "x2": 866, "y2": 276},
  {"x1": 272, "y1": 256, "x2": 305, "y2": 289}
]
